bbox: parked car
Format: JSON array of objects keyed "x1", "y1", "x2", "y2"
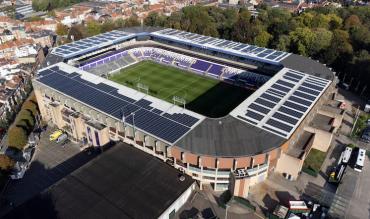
[
  {"x1": 366, "y1": 119, "x2": 370, "y2": 125},
  {"x1": 56, "y1": 134, "x2": 68, "y2": 143},
  {"x1": 338, "y1": 82, "x2": 350, "y2": 90},
  {"x1": 49, "y1": 130, "x2": 63, "y2": 141},
  {"x1": 10, "y1": 162, "x2": 28, "y2": 180},
  {"x1": 360, "y1": 127, "x2": 370, "y2": 143}
]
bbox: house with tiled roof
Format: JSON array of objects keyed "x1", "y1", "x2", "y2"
[
  {"x1": 24, "y1": 20, "x2": 57, "y2": 32},
  {"x1": 0, "y1": 38, "x2": 34, "y2": 59}
]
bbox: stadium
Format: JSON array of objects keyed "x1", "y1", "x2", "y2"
[{"x1": 33, "y1": 26, "x2": 340, "y2": 198}]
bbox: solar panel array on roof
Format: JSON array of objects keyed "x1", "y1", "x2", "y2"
[
  {"x1": 36, "y1": 65, "x2": 201, "y2": 143},
  {"x1": 51, "y1": 30, "x2": 133, "y2": 58},
  {"x1": 237, "y1": 69, "x2": 330, "y2": 138},
  {"x1": 152, "y1": 28, "x2": 290, "y2": 62}
]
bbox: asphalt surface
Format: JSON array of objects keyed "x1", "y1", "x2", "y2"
[
  {"x1": 331, "y1": 157, "x2": 370, "y2": 219},
  {"x1": 176, "y1": 184, "x2": 262, "y2": 219},
  {"x1": 0, "y1": 129, "x2": 97, "y2": 217},
  {"x1": 328, "y1": 88, "x2": 370, "y2": 219}
]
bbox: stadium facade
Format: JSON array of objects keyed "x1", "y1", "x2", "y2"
[{"x1": 33, "y1": 27, "x2": 341, "y2": 198}]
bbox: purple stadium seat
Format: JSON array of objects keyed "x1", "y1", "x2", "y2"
[
  {"x1": 207, "y1": 64, "x2": 223, "y2": 76},
  {"x1": 191, "y1": 60, "x2": 211, "y2": 72}
]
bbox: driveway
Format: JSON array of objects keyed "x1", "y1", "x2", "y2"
[{"x1": 0, "y1": 129, "x2": 97, "y2": 216}]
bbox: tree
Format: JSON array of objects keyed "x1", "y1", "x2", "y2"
[
  {"x1": 7, "y1": 127, "x2": 28, "y2": 150},
  {"x1": 166, "y1": 11, "x2": 182, "y2": 29},
  {"x1": 56, "y1": 23, "x2": 68, "y2": 36},
  {"x1": 32, "y1": 0, "x2": 49, "y2": 11},
  {"x1": 144, "y1": 12, "x2": 166, "y2": 27},
  {"x1": 47, "y1": 10, "x2": 56, "y2": 17},
  {"x1": 254, "y1": 30, "x2": 272, "y2": 47},
  {"x1": 68, "y1": 25, "x2": 84, "y2": 41},
  {"x1": 26, "y1": 16, "x2": 44, "y2": 22},
  {"x1": 0, "y1": 119, "x2": 8, "y2": 129},
  {"x1": 289, "y1": 27, "x2": 315, "y2": 56},
  {"x1": 101, "y1": 20, "x2": 115, "y2": 33},
  {"x1": 298, "y1": 12, "x2": 314, "y2": 28},
  {"x1": 0, "y1": 155, "x2": 14, "y2": 171},
  {"x1": 327, "y1": 13, "x2": 342, "y2": 30},
  {"x1": 276, "y1": 35, "x2": 291, "y2": 52},
  {"x1": 181, "y1": 6, "x2": 217, "y2": 34},
  {"x1": 344, "y1": 15, "x2": 361, "y2": 30},
  {"x1": 86, "y1": 20, "x2": 102, "y2": 36},
  {"x1": 22, "y1": 100, "x2": 38, "y2": 116},
  {"x1": 114, "y1": 18, "x2": 125, "y2": 28},
  {"x1": 350, "y1": 25, "x2": 370, "y2": 50},
  {"x1": 231, "y1": 10, "x2": 254, "y2": 43},
  {"x1": 124, "y1": 16, "x2": 140, "y2": 27},
  {"x1": 324, "y1": 29, "x2": 353, "y2": 65},
  {"x1": 311, "y1": 28, "x2": 333, "y2": 55}
]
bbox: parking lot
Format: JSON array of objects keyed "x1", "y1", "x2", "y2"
[
  {"x1": 176, "y1": 186, "x2": 259, "y2": 219},
  {"x1": 329, "y1": 154, "x2": 370, "y2": 219},
  {"x1": 0, "y1": 128, "x2": 97, "y2": 216}
]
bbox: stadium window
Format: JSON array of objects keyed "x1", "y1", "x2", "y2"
[
  {"x1": 217, "y1": 177, "x2": 229, "y2": 181},
  {"x1": 189, "y1": 163, "x2": 199, "y2": 169},
  {"x1": 203, "y1": 176, "x2": 215, "y2": 180},
  {"x1": 218, "y1": 168, "x2": 231, "y2": 172}
]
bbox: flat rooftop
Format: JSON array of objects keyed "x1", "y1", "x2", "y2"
[
  {"x1": 35, "y1": 62, "x2": 204, "y2": 144},
  {"x1": 175, "y1": 115, "x2": 285, "y2": 157},
  {"x1": 230, "y1": 68, "x2": 331, "y2": 139},
  {"x1": 286, "y1": 131, "x2": 314, "y2": 159},
  {"x1": 309, "y1": 114, "x2": 334, "y2": 132},
  {"x1": 5, "y1": 143, "x2": 195, "y2": 219},
  {"x1": 281, "y1": 54, "x2": 334, "y2": 81},
  {"x1": 321, "y1": 104, "x2": 344, "y2": 115}
]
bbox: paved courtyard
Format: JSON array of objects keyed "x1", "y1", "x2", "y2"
[
  {"x1": 176, "y1": 186, "x2": 260, "y2": 219},
  {"x1": 0, "y1": 128, "x2": 97, "y2": 216}
]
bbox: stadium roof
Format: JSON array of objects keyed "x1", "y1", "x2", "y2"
[
  {"x1": 42, "y1": 27, "x2": 335, "y2": 157},
  {"x1": 51, "y1": 30, "x2": 136, "y2": 59},
  {"x1": 50, "y1": 27, "x2": 291, "y2": 64},
  {"x1": 49, "y1": 27, "x2": 334, "y2": 81},
  {"x1": 5, "y1": 143, "x2": 195, "y2": 219},
  {"x1": 281, "y1": 54, "x2": 335, "y2": 80},
  {"x1": 230, "y1": 68, "x2": 331, "y2": 138},
  {"x1": 35, "y1": 63, "x2": 204, "y2": 144},
  {"x1": 175, "y1": 115, "x2": 285, "y2": 157},
  {"x1": 151, "y1": 28, "x2": 291, "y2": 64}
]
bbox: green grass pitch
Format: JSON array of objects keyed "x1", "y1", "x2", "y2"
[
  {"x1": 109, "y1": 61, "x2": 253, "y2": 117},
  {"x1": 109, "y1": 61, "x2": 218, "y2": 103}
]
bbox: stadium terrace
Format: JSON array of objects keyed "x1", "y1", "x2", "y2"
[{"x1": 34, "y1": 26, "x2": 336, "y2": 197}]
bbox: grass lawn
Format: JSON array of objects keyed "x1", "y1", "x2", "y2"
[
  {"x1": 302, "y1": 148, "x2": 327, "y2": 176},
  {"x1": 352, "y1": 113, "x2": 370, "y2": 138},
  {"x1": 110, "y1": 61, "x2": 218, "y2": 104},
  {"x1": 109, "y1": 61, "x2": 253, "y2": 117}
]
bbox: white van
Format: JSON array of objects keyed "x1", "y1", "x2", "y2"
[{"x1": 56, "y1": 134, "x2": 68, "y2": 143}]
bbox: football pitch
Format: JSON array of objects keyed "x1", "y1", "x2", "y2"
[
  {"x1": 109, "y1": 61, "x2": 253, "y2": 117},
  {"x1": 109, "y1": 60, "x2": 218, "y2": 103}
]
